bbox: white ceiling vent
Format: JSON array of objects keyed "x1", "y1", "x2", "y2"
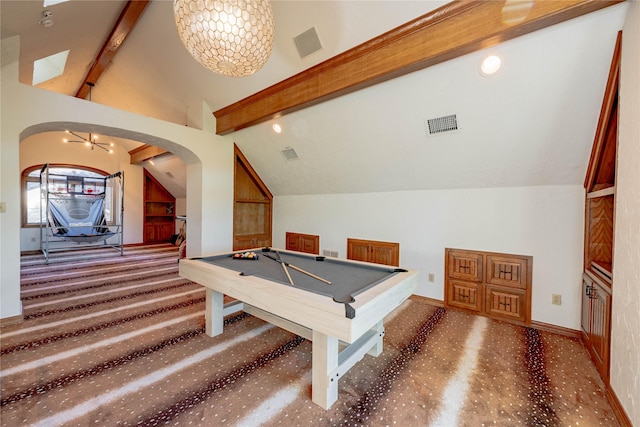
[
  {"x1": 294, "y1": 27, "x2": 322, "y2": 59},
  {"x1": 424, "y1": 114, "x2": 459, "y2": 136},
  {"x1": 281, "y1": 147, "x2": 299, "y2": 160}
]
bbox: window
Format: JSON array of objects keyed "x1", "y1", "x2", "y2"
[{"x1": 22, "y1": 164, "x2": 113, "y2": 227}]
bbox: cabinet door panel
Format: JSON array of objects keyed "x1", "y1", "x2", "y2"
[
  {"x1": 347, "y1": 239, "x2": 399, "y2": 266},
  {"x1": 581, "y1": 274, "x2": 594, "y2": 337},
  {"x1": 233, "y1": 235, "x2": 271, "y2": 251},
  {"x1": 447, "y1": 251, "x2": 483, "y2": 282},
  {"x1": 286, "y1": 232, "x2": 300, "y2": 251},
  {"x1": 300, "y1": 235, "x2": 319, "y2": 255},
  {"x1": 347, "y1": 241, "x2": 370, "y2": 263},
  {"x1": 486, "y1": 255, "x2": 527, "y2": 289},
  {"x1": 485, "y1": 285, "x2": 526, "y2": 322},
  {"x1": 371, "y1": 246, "x2": 398, "y2": 267},
  {"x1": 447, "y1": 280, "x2": 482, "y2": 312},
  {"x1": 589, "y1": 281, "x2": 611, "y2": 378}
]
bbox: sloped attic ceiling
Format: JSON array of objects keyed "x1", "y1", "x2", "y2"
[
  {"x1": 1, "y1": 1, "x2": 630, "y2": 197},
  {"x1": 231, "y1": 4, "x2": 629, "y2": 195}
]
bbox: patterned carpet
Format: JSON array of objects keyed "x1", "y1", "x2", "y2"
[{"x1": 0, "y1": 244, "x2": 618, "y2": 426}]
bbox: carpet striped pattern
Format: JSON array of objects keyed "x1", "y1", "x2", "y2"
[{"x1": 1, "y1": 245, "x2": 619, "y2": 426}]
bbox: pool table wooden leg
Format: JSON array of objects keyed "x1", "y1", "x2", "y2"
[
  {"x1": 312, "y1": 330, "x2": 339, "y2": 410},
  {"x1": 205, "y1": 288, "x2": 224, "y2": 337},
  {"x1": 367, "y1": 320, "x2": 384, "y2": 357}
]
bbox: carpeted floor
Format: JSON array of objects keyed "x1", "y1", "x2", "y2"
[{"x1": 0, "y1": 244, "x2": 618, "y2": 426}]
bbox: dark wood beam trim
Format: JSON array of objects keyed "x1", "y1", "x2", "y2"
[
  {"x1": 129, "y1": 144, "x2": 168, "y2": 164},
  {"x1": 75, "y1": 0, "x2": 150, "y2": 99},
  {"x1": 214, "y1": 0, "x2": 624, "y2": 135},
  {"x1": 584, "y1": 30, "x2": 621, "y2": 189}
]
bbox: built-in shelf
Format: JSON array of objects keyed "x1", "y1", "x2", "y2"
[
  {"x1": 233, "y1": 145, "x2": 272, "y2": 250},
  {"x1": 580, "y1": 31, "x2": 621, "y2": 385},
  {"x1": 143, "y1": 170, "x2": 175, "y2": 243}
]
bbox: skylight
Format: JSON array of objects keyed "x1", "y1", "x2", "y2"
[
  {"x1": 43, "y1": 0, "x2": 69, "y2": 7},
  {"x1": 32, "y1": 50, "x2": 70, "y2": 85}
]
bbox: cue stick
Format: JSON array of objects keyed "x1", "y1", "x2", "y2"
[
  {"x1": 263, "y1": 251, "x2": 295, "y2": 286},
  {"x1": 276, "y1": 251, "x2": 295, "y2": 286},
  {"x1": 263, "y1": 251, "x2": 332, "y2": 285},
  {"x1": 285, "y1": 263, "x2": 332, "y2": 285}
]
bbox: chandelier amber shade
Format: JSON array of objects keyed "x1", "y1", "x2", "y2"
[{"x1": 173, "y1": 0, "x2": 275, "y2": 77}]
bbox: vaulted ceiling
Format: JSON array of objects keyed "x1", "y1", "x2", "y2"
[{"x1": 1, "y1": 0, "x2": 631, "y2": 196}]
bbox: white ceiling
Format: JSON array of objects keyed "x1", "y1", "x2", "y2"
[{"x1": 1, "y1": 1, "x2": 631, "y2": 197}]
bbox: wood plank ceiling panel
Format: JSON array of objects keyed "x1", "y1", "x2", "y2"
[{"x1": 213, "y1": 0, "x2": 624, "y2": 135}]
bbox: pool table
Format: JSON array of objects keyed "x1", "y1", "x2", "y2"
[{"x1": 179, "y1": 247, "x2": 417, "y2": 409}]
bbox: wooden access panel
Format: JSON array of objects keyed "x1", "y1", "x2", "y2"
[
  {"x1": 286, "y1": 232, "x2": 320, "y2": 255},
  {"x1": 445, "y1": 248, "x2": 532, "y2": 325},
  {"x1": 447, "y1": 250, "x2": 483, "y2": 282},
  {"x1": 485, "y1": 285, "x2": 526, "y2": 321},
  {"x1": 485, "y1": 255, "x2": 528, "y2": 289},
  {"x1": 447, "y1": 280, "x2": 482, "y2": 312},
  {"x1": 347, "y1": 238, "x2": 399, "y2": 267}
]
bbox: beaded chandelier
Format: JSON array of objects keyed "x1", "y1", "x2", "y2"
[{"x1": 173, "y1": 0, "x2": 275, "y2": 77}]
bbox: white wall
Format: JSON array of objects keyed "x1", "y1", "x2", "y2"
[
  {"x1": 610, "y1": 2, "x2": 640, "y2": 425},
  {"x1": 273, "y1": 184, "x2": 585, "y2": 329},
  {"x1": 1, "y1": 35, "x2": 235, "y2": 320},
  {"x1": 19, "y1": 133, "x2": 145, "y2": 250}
]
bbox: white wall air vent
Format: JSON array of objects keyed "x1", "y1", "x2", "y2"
[
  {"x1": 281, "y1": 147, "x2": 299, "y2": 160},
  {"x1": 424, "y1": 114, "x2": 459, "y2": 136},
  {"x1": 294, "y1": 27, "x2": 322, "y2": 59}
]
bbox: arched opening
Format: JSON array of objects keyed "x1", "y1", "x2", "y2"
[{"x1": 18, "y1": 122, "x2": 201, "y2": 254}]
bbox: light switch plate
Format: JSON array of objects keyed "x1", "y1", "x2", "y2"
[{"x1": 0, "y1": 201, "x2": 6, "y2": 213}]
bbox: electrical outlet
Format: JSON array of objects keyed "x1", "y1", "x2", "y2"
[
  {"x1": 428, "y1": 273, "x2": 435, "y2": 282},
  {"x1": 552, "y1": 294, "x2": 562, "y2": 305},
  {"x1": 0, "y1": 201, "x2": 6, "y2": 213},
  {"x1": 31, "y1": 237, "x2": 36, "y2": 243}
]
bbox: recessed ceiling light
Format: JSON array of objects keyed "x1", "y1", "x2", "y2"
[
  {"x1": 272, "y1": 123, "x2": 282, "y2": 133},
  {"x1": 480, "y1": 54, "x2": 502, "y2": 77}
]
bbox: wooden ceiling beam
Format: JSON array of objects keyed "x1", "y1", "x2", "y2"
[
  {"x1": 75, "y1": 0, "x2": 150, "y2": 99},
  {"x1": 213, "y1": 0, "x2": 624, "y2": 135},
  {"x1": 129, "y1": 144, "x2": 169, "y2": 164}
]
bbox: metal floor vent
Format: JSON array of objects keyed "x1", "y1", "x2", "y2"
[
  {"x1": 294, "y1": 27, "x2": 322, "y2": 59},
  {"x1": 425, "y1": 114, "x2": 459, "y2": 136},
  {"x1": 281, "y1": 147, "x2": 299, "y2": 160}
]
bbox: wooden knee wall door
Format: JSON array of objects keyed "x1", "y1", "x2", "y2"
[{"x1": 445, "y1": 248, "x2": 532, "y2": 325}]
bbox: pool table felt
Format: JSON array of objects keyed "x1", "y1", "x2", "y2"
[{"x1": 199, "y1": 249, "x2": 405, "y2": 305}]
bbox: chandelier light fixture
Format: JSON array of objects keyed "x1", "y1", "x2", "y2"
[
  {"x1": 63, "y1": 130, "x2": 114, "y2": 153},
  {"x1": 173, "y1": 0, "x2": 275, "y2": 77}
]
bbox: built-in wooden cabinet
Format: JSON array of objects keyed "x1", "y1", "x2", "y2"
[
  {"x1": 582, "y1": 271, "x2": 612, "y2": 380},
  {"x1": 581, "y1": 32, "x2": 620, "y2": 384},
  {"x1": 143, "y1": 170, "x2": 175, "y2": 243},
  {"x1": 233, "y1": 145, "x2": 272, "y2": 251},
  {"x1": 445, "y1": 248, "x2": 532, "y2": 325},
  {"x1": 347, "y1": 238, "x2": 400, "y2": 267},
  {"x1": 286, "y1": 232, "x2": 320, "y2": 255}
]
